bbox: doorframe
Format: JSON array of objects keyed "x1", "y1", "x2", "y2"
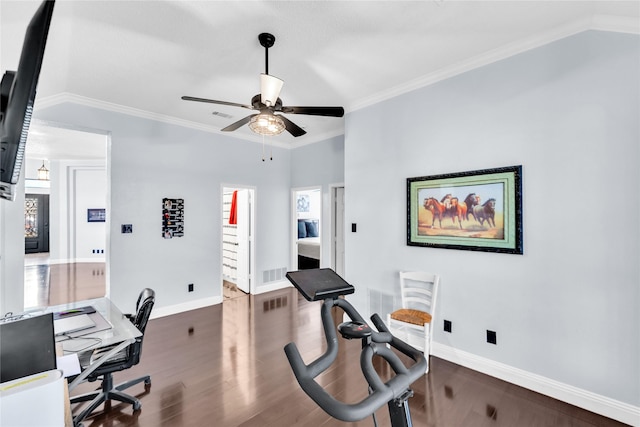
[
  {"x1": 329, "y1": 183, "x2": 345, "y2": 276},
  {"x1": 220, "y1": 184, "x2": 256, "y2": 296},
  {"x1": 24, "y1": 193, "x2": 50, "y2": 254},
  {"x1": 291, "y1": 186, "x2": 322, "y2": 270}
]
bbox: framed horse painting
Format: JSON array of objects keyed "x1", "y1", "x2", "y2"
[{"x1": 407, "y1": 165, "x2": 523, "y2": 254}]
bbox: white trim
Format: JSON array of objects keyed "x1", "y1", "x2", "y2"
[
  {"x1": 73, "y1": 257, "x2": 106, "y2": 263},
  {"x1": 150, "y1": 296, "x2": 222, "y2": 319},
  {"x1": 220, "y1": 184, "x2": 257, "y2": 295},
  {"x1": 291, "y1": 186, "x2": 323, "y2": 270},
  {"x1": 34, "y1": 93, "x2": 342, "y2": 147},
  {"x1": 32, "y1": 23, "x2": 638, "y2": 142},
  {"x1": 329, "y1": 183, "x2": 345, "y2": 277},
  {"x1": 431, "y1": 342, "x2": 640, "y2": 426},
  {"x1": 349, "y1": 20, "x2": 640, "y2": 112},
  {"x1": 591, "y1": 15, "x2": 640, "y2": 34},
  {"x1": 254, "y1": 280, "x2": 292, "y2": 295}
]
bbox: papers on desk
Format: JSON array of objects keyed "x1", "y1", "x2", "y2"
[
  {"x1": 56, "y1": 354, "x2": 81, "y2": 378},
  {"x1": 53, "y1": 310, "x2": 112, "y2": 347},
  {"x1": 53, "y1": 314, "x2": 95, "y2": 336}
]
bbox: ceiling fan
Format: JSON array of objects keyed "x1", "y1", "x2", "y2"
[{"x1": 182, "y1": 33, "x2": 344, "y2": 138}]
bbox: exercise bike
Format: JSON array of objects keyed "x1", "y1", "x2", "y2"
[{"x1": 284, "y1": 268, "x2": 427, "y2": 427}]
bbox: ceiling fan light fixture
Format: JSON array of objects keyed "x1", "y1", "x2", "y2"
[
  {"x1": 249, "y1": 113, "x2": 285, "y2": 136},
  {"x1": 260, "y1": 74, "x2": 284, "y2": 107}
]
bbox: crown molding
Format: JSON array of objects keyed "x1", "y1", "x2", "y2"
[
  {"x1": 35, "y1": 16, "x2": 636, "y2": 143},
  {"x1": 35, "y1": 93, "x2": 342, "y2": 149},
  {"x1": 349, "y1": 17, "x2": 639, "y2": 112}
]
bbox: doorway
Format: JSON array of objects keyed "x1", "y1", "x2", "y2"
[
  {"x1": 292, "y1": 187, "x2": 322, "y2": 270},
  {"x1": 24, "y1": 194, "x2": 50, "y2": 254},
  {"x1": 222, "y1": 186, "x2": 255, "y2": 299}
]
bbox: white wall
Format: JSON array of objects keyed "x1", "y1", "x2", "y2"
[
  {"x1": 70, "y1": 165, "x2": 107, "y2": 262},
  {"x1": 31, "y1": 104, "x2": 292, "y2": 315},
  {"x1": 344, "y1": 30, "x2": 639, "y2": 416},
  {"x1": 46, "y1": 160, "x2": 107, "y2": 263},
  {"x1": 0, "y1": 173, "x2": 26, "y2": 315}
]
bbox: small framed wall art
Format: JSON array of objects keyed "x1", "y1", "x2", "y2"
[
  {"x1": 87, "y1": 208, "x2": 106, "y2": 223},
  {"x1": 162, "y1": 198, "x2": 184, "y2": 239}
]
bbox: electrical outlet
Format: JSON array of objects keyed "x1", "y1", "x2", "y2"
[
  {"x1": 444, "y1": 319, "x2": 452, "y2": 333},
  {"x1": 188, "y1": 283, "x2": 194, "y2": 292},
  {"x1": 487, "y1": 330, "x2": 497, "y2": 345}
]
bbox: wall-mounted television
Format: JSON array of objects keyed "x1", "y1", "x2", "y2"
[{"x1": 0, "y1": 0, "x2": 55, "y2": 201}]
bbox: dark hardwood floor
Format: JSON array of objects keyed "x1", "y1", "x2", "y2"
[{"x1": 25, "y1": 256, "x2": 628, "y2": 426}]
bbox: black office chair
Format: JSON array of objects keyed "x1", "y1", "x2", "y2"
[{"x1": 70, "y1": 288, "x2": 155, "y2": 426}]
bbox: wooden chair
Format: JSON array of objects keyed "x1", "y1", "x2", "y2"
[{"x1": 387, "y1": 272, "x2": 440, "y2": 373}]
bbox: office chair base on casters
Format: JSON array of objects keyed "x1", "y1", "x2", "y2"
[{"x1": 71, "y1": 374, "x2": 151, "y2": 426}]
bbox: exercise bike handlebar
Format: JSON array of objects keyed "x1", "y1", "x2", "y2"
[{"x1": 284, "y1": 297, "x2": 427, "y2": 422}]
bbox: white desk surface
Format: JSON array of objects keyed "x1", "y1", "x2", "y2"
[{"x1": 46, "y1": 297, "x2": 141, "y2": 355}]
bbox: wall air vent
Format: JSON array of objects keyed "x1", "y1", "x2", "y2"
[{"x1": 212, "y1": 111, "x2": 233, "y2": 119}]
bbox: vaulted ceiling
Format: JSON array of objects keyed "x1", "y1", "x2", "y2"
[{"x1": 1, "y1": 0, "x2": 638, "y2": 158}]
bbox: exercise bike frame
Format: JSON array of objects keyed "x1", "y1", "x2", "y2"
[{"x1": 284, "y1": 296, "x2": 427, "y2": 426}]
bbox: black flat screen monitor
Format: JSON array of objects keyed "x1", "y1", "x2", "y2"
[
  {"x1": 0, "y1": 0, "x2": 55, "y2": 201},
  {"x1": 0, "y1": 313, "x2": 57, "y2": 383}
]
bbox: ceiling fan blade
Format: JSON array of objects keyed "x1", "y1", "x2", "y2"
[
  {"x1": 221, "y1": 114, "x2": 257, "y2": 132},
  {"x1": 279, "y1": 106, "x2": 344, "y2": 117},
  {"x1": 182, "y1": 96, "x2": 254, "y2": 110},
  {"x1": 279, "y1": 115, "x2": 307, "y2": 137},
  {"x1": 260, "y1": 74, "x2": 284, "y2": 107}
]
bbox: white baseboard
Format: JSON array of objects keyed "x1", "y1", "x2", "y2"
[
  {"x1": 254, "y1": 280, "x2": 292, "y2": 295},
  {"x1": 45, "y1": 258, "x2": 106, "y2": 264},
  {"x1": 431, "y1": 342, "x2": 640, "y2": 426},
  {"x1": 150, "y1": 296, "x2": 222, "y2": 319},
  {"x1": 149, "y1": 281, "x2": 292, "y2": 319},
  {"x1": 73, "y1": 258, "x2": 107, "y2": 264}
]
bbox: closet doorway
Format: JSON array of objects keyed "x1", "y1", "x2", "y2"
[
  {"x1": 292, "y1": 187, "x2": 321, "y2": 270},
  {"x1": 222, "y1": 186, "x2": 255, "y2": 298}
]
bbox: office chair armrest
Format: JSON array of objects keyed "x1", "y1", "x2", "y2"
[{"x1": 68, "y1": 338, "x2": 134, "y2": 391}]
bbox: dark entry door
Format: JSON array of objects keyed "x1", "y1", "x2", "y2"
[{"x1": 25, "y1": 194, "x2": 50, "y2": 254}]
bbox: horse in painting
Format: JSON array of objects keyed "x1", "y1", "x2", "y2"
[
  {"x1": 424, "y1": 197, "x2": 466, "y2": 229},
  {"x1": 448, "y1": 197, "x2": 467, "y2": 229},
  {"x1": 464, "y1": 193, "x2": 480, "y2": 222},
  {"x1": 472, "y1": 198, "x2": 496, "y2": 228},
  {"x1": 424, "y1": 198, "x2": 445, "y2": 228}
]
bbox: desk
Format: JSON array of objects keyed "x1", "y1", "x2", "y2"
[
  {"x1": 47, "y1": 298, "x2": 141, "y2": 391},
  {"x1": 49, "y1": 298, "x2": 142, "y2": 426},
  {"x1": 0, "y1": 298, "x2": 139, "y2": 426}
]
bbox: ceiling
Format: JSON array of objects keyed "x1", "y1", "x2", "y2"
[{"x1": 1, "y1": 1, "x2": 638, "y2": 159}]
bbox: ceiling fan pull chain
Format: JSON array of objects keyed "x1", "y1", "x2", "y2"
[{"x1": 262, "y1": 134, "x2": 266, "y2": 161}]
